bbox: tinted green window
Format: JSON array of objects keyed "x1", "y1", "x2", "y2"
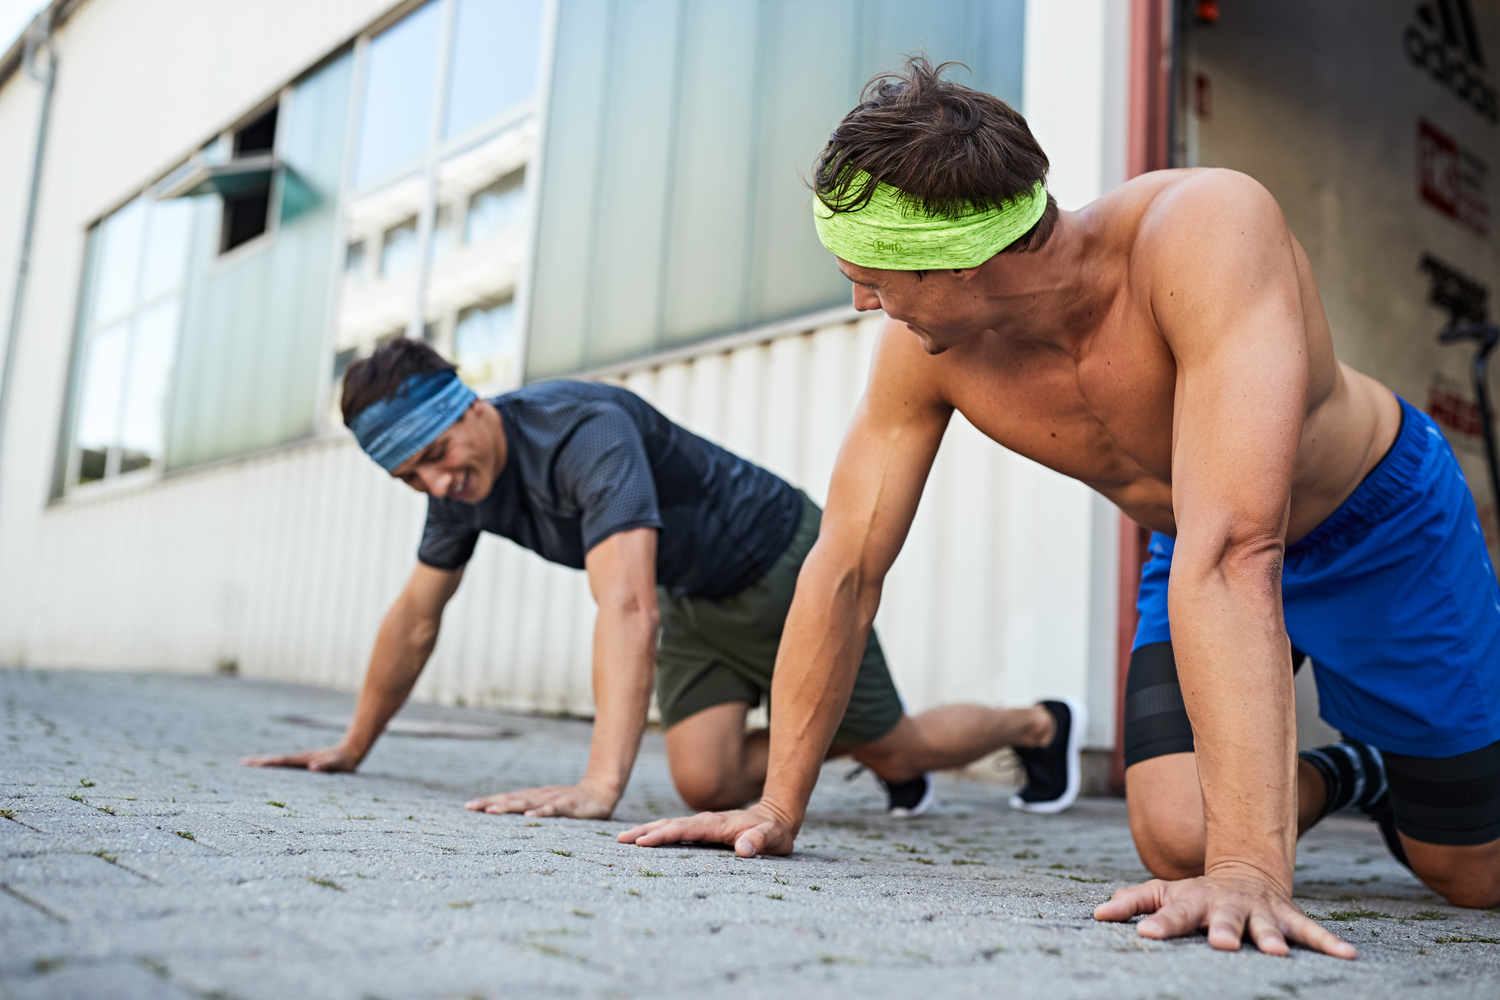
[
  {"x1": 61, "y1": 194, "x2": 196, "y2": 489},
  {"x1": 166, "y1": 51, "x2": 354, "y2": 468},
  {"x1": 333, "y1": 0, "x2": 543, "y2": 405},
  {"x1": 526, "y1": 0, "x2": 1026, "y2": 379},
  {"x1": 355, "y1": 2, "x2": 444, "y2": 188},
  {"x1": 445, "y1": 0, "x2": 543, "y2": 139}
]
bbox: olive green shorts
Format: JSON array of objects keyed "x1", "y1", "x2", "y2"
[{"x1": 654, "y1": 491, "x2": 904, "y2": 747}]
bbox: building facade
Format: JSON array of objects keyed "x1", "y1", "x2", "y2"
[
  {"x1": 0, "y1": 1, "x2": 1131, "y2": 775},
  {"x1": 14, "y1": 1, "x2": 1483, "y2": 784}
]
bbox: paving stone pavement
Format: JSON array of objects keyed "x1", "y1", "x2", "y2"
[{"x1": 2, "y1": 667, "x2": 1499, "y2": 1000}]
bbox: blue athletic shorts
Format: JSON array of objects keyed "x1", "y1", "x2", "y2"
[{"x1": 1134, "y1": 397, "x2": 1500, "y2": 758}]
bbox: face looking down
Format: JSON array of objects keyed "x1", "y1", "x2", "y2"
[
  {"x1": 390, "y1": 399, "x2": 501, "y2": 504},
  {"x1": 839, "y1": 258, "x2": 994, "y2": 355}
]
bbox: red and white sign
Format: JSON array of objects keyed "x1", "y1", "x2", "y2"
[{"x1": 1418, "y1": 117, "x2": 1490, "y2": 236}]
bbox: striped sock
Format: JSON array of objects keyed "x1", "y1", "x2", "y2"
[{"x1": 1300, "y1": 739, "x2": 1388, "y2": 822}]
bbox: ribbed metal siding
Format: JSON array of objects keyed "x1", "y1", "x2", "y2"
[{"x1": 23, "y1": 313, "x2": 1113, "y2": 741}]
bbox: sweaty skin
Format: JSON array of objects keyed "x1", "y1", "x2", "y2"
[{"x1": 619, "y1": 168, "x2": 1406, "y2": 959}]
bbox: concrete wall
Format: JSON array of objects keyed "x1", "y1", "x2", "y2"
[
  {"x1": 1188, "y1": 0, "x2": 1500, "y2": 554},
  {"x1": 1185, "y1": 0, "x2": 1500, "y2": 746}
]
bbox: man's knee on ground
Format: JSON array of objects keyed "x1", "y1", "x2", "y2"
[
  {"x1": 1125, "y1": 754, "x2": 1207, "y2": 880},
  {"x1": 1405, "y1": 838, "x2": 1500, "y2": 909},
  {"x1": 1427, "y1": 877, "x2": 1500, "y2": 909},
  {"x1": 669, "y1": 759, "x2": 753, "y2": 812},
  {"x1": 1129, "y1": 807, "x2": 1207, "y2": 880}
]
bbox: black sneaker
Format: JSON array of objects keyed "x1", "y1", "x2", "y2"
[
  {"x1": 881, "y1": 772, "x2": 936, "y2": 818},
  {"x1": 1009, "y1": 698, "x2": 1087, "y2": 814}
]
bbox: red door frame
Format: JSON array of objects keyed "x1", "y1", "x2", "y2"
[{"x1": 1110, "y1": 0, "x2": 1175, "y2": 795}]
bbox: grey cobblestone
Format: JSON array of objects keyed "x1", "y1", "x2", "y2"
[{"x1": 3, "y1": 667, "x2": 1498, "y2": 999}]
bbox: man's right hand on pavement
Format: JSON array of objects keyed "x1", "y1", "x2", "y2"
[
  {"x1": 239, "y1": 745, "x2": 361, "y2": 772},
  {"x1": 616, "y1": 804, "x2": 797, "y2": 857}
]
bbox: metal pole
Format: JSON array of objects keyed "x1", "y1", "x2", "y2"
[
  {"x1": 0, "y1": 11, "x2": 58, "y2": 491},
  {"x1": 1438, "y1": 321, "x2": 1500, "y2": 523},
  {"x1": 1471, "y1": 334, "x2": 1500, "y2": 516}
]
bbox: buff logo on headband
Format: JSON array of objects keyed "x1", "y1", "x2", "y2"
[
  {"x1": 350, "y1": 369, "x2": 478, "y2": 473},
  {"x1": 813, "y1": 174, "x2": 1048, "y2": 270}
]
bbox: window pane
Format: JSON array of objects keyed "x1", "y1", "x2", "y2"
[
  {"x1": 345, "y1": 240, "x2": 367, "y2": 280},
  {"x1": 166, "y1": 51, "x2": 354, "y2": 471},
  {"x1": 430, "y1": 203, "x2": 456, "y2": 262},
  {"x1": 333, "y1": 346, "x2": 357, "y2": 383},
  {"x1": 660, "y1": 0, "x2": 759, "y2": 343},
  {"x1": 92, "y1": 198, "x2": 146, "y2": 324},
  {"x1": 382, "y1": 217, "x2": 420, "y2": 276},
  {"x1": 464, "y1": 171, "x2": 524, "y2": 244},
  {"x1": 444, "y1": 0, "x2": 543, "y2": 139},
  {"x1": 746, "y1": 0, "x2": 860, "y2": 324},
  {"x1": 355, "y1": 0, "x2": 444, "y2": 188},
  {"x1": 75, "y1": 322, "x2": 128, "y2": 452},
  {"x1": 860, "y1": 0, "x2": 972, "y2": 76},
  {"x1": 119, "y1": 299, "x2": 181, "y2": 462},
  {"x1": 454, "y1": 299, "x2": 516, "y2": 388},
  {"x1": 526, "y1": 0, "x2": 1027, "y2": 379},
  {"x1": 526, "y1": 0, "x2": 609, "y2": 378},
  {"x1": 139, "y1": 198, "x2": 195, "y2": 303},
  {"x1": 581, "y1": 0, "x2": 683, "y2": 366}
]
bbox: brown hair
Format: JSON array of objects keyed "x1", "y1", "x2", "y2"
[
  {"x1": 813, "y1": 55, "x2": 1057, "y2": 254},
  {"x1": 340, "y1": 338, "x2": 456, "y2": 426}
]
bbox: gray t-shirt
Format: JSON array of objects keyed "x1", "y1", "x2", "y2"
[{"x1": 417, "y1": 381, "x2": 803, "y2": 599}]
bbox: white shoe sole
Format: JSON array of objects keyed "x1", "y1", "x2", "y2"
[
  {"x1": 889, "y1": 773, "x2": 936, "y2": 818},
  {"x1": 1009, "y1": 697, "x2": 1087, "y2": 815}
]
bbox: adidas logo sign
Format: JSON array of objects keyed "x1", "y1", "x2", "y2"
[{"x1": 1405, "y1": 0, "x2": 1498, "y2": 124}]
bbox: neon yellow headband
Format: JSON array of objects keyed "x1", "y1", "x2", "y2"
[{"x1": 813, "y1": 175, "x2": 1048, "y2": 270}]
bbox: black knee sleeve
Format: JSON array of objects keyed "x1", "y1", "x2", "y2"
[
  {"x1": 1385, "y1": 740, "x2": 1500, "y2": 846},
  {"x1": 1123, "y1": 641, "x2": 1308, "y2": 770},
  {"x1": 1122, "y1": 642, "x2": 1194, "y2": 769}
]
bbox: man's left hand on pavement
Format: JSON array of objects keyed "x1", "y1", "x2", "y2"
[
  {"x1": 1094, "y1": 867, "x2": 1357, "y2": 959},
  {"x1": 465, "y1": 781, "x2": 617, "y2": 819}
]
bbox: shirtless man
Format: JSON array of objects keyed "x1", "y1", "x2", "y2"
[
  {"x1": 619, "y1": 58, "x2": 1500, "y2": 958},
  {"x1": 242, "y1": 338, "x2": 1086, "y2": 820}
]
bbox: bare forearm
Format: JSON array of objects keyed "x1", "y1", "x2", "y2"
[
  {"x1": 579, "y1": 607, "x2": 658, "y2": 804},
  {"x1": 759, "y1": 552, "x2": 878, "y2": 831},
  {"x1": 341, "y1": 603, "x2": 439, "y2": 760},
  {"x1": 1170, "y1": 547, "x2": 1297, "y2": 888}
]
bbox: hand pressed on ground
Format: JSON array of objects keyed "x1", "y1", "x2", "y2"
[
  {"x1": 239, "y1": 746, "x2": 360, "y2": 772},
  {"x1": 617, "y1": 803, "x2": 796, "y2": 858},
  {"x1": 1094, "y1": 868, "x2": 1357, "y2": 959},
  {"x1": 466, "y1": 781, "x2": 616, "y2": 819}
]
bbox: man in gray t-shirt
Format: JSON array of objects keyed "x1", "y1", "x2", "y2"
[{"x1": 244, "y1": 340, "x2": 1085, "y2": 820}]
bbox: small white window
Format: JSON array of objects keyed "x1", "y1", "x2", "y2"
[{"x1": 64, "y1": 195, "x2": 195, "y2": 489}]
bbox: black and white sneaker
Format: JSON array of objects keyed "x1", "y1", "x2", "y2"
[
  {"x1": 1009, "y1": 698, "x2": 1087, "y2": 814},
  {"x1": 881, "y1": 772, "x2": 936, "y2": 818}
]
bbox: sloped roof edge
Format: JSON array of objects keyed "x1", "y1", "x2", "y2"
[{"x1": 0, "y1": 0, "x2": 86, "y2": 90}]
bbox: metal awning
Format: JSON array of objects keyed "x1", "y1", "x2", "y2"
[{"x1": 158, "y1": 153, "x2": 276, "y2": 200}]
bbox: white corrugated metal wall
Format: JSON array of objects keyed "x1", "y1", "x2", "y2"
[{"x1": 24, "y1": 312, "x2": 1117, "y2": 747}]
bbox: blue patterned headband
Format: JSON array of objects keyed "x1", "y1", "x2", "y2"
[{"x1": 349, "y1": 369, "x2": 478, "y2": 473}]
